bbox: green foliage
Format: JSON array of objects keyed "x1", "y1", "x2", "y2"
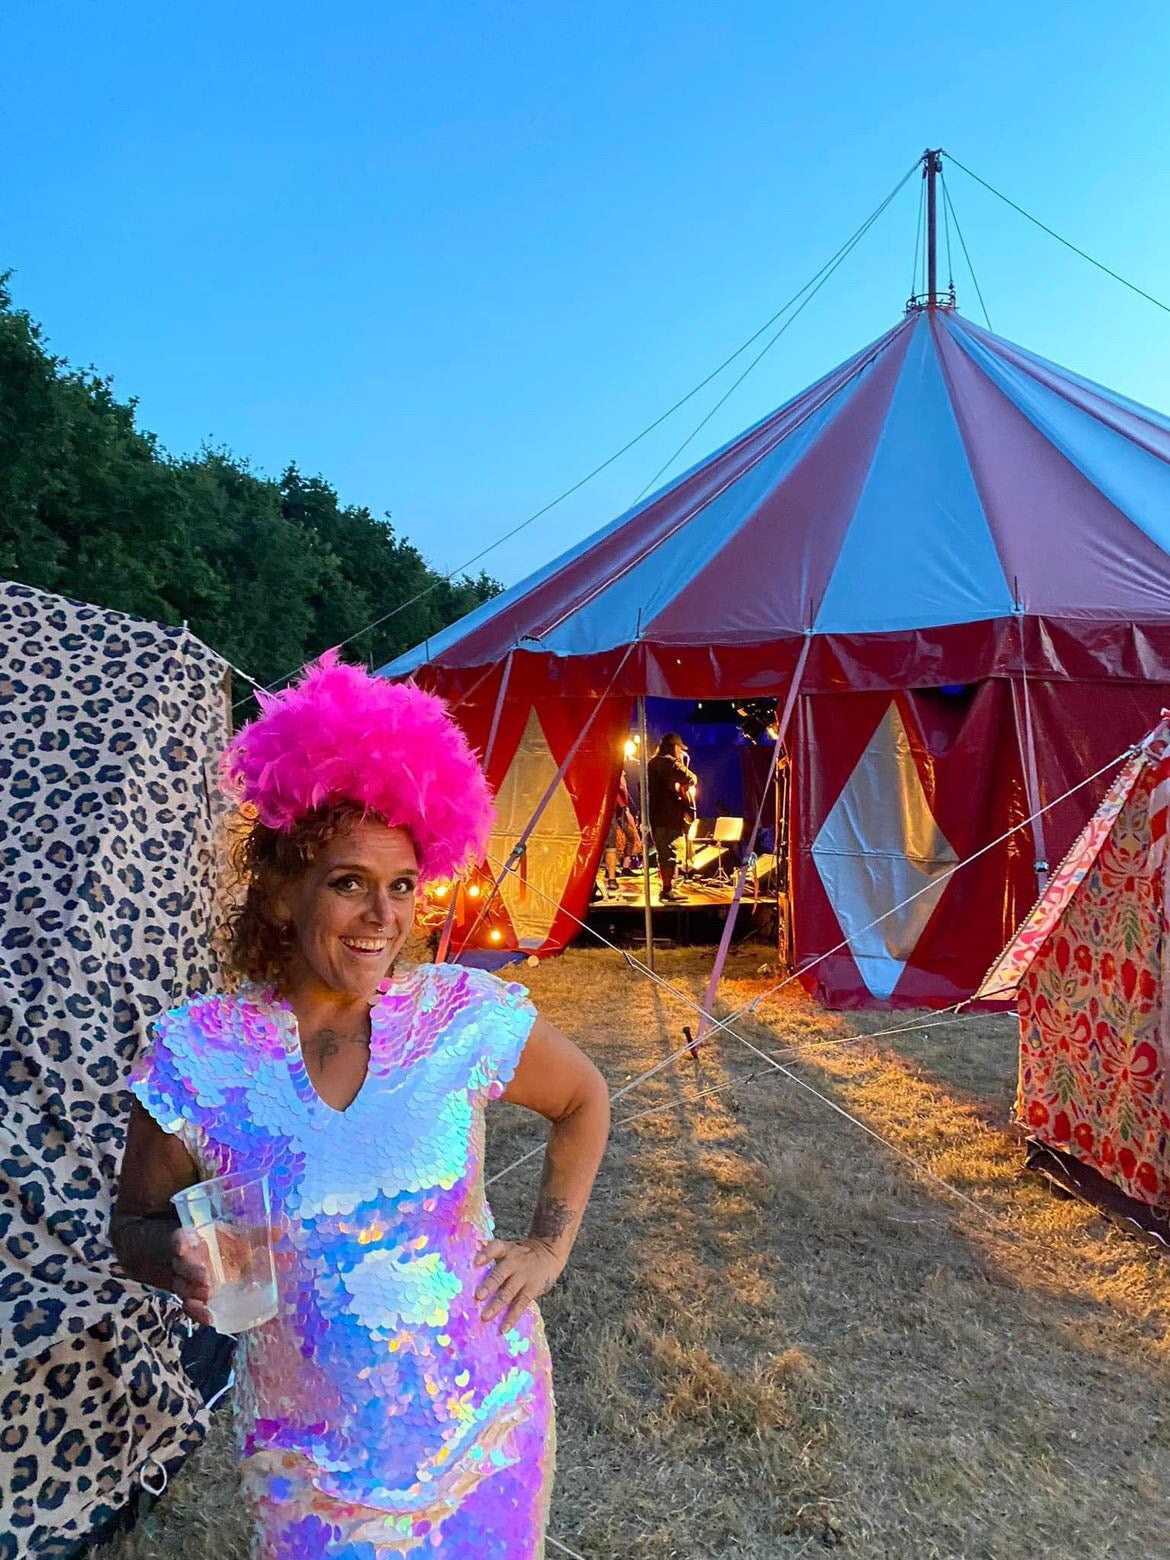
[{"x1": 0, "y1": 273, "x2": 499, "y2": 697}]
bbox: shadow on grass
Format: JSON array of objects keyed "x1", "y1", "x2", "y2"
[
  {"x1": 697, "y1": 979, "x2": 1170, "y2": 1559},
  {"x1": 488, "y1": 958, "x2": 844, "y2": 1559}
]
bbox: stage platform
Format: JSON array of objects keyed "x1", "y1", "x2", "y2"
[{"x1": 591, "y1": 854, "x2": 779, "y2": 913}]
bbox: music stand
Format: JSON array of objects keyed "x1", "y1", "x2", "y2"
[{"x1": 711, "y1": 816, "x2": 744, "y2": 887}]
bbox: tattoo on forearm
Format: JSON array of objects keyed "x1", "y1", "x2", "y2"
[{"x1": 529, "y1": 1195, "x2": 575, "y2": 1243}]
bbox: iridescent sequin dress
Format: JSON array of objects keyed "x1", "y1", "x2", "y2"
[{"x1": 130, "y1": 963, "x2": 554, "y2": 1558}]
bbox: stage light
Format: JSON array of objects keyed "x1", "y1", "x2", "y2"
[
  {"x1": 623, "y1": 739, "x2": 637, "y2": 760},
  {"x1": 434, "y1": 883, "x2": 450, "y2": 899},
  {"x1": 736, "y1": 698, "x2": 779, "y2": 746},
  {"x1": 468, "y1": 884, "x2": 482, "y2": 899},
  {"x1": 488, "y1": 929, "x2": 503, "y2": 944}
]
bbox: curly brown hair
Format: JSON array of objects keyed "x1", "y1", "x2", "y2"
[{"x1": 220, "y1": 801, "x2": 391, "y2": 987}]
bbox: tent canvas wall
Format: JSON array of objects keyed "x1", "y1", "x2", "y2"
[
  {"x1": 436, "y1": 662, "x2": 631, "y2": 955},
  {"x1": 382, "y1": 308, "x2": 1170, "y2": 1007},
  {"x1": 981, "y1": 719, "x2": 1170, "y2": 1224},
  {"x1": 0, "y1": 583, "x2": 231, "y2": 1554}
]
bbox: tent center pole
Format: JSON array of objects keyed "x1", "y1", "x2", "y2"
[
  {"x1": 1013, "y1": 607, "x2": 1051, "y2": 896},
  {"x1": 637, "y1": 697, "x2": 654, "y2": 972},
  {"x1": 925, "y1": 148, "x2": 942, "y2": 306},
  {"x1": 697, "y1": 636, "x2": 811, "y2": 1041},
  {"x1": 774, "y1": 754, "x2": 783, "y2": 967}
]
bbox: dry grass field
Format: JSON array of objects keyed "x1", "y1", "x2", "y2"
[{"x1": 105, "y1": 946, "x2": 1170, "y2": 1560}]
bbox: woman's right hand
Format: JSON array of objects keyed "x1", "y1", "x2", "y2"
[{"x1": 171, "y1": 1228, "x2": 215, "y2": 1328}]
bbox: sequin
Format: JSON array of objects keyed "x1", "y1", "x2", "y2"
[{"x1": 129, "y1": 965, "x2": 553, "y2": 1558}]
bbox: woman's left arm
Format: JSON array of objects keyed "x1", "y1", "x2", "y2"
[{"x1": 474, "y1": 1015, "x2": 610, "y2": 1330}]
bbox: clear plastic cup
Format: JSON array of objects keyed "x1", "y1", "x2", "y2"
[{"x1": 171, "y1": 1169, "x2": 279, "y2": 1335}]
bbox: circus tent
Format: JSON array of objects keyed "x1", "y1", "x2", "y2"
[{"x1": 381, "y1": 306, "x2": 1170, "y2": 1007}]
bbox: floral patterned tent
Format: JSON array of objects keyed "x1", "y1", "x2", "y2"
[{"x1": 980, "y1": 718, "x2": 1170, "y2": 1222}]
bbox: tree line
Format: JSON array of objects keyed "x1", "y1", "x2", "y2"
[{"x1": 0, "y1": 273, "x2": 498, "y2": 696}]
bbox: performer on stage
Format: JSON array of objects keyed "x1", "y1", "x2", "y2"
[
  {"x1": 602, "y1": 773, "x2": 641, "y2": 893},
  {"x1": 112, "y1": 652, "x2": 610, "y2": 1559},
  {"x1": 646, "y1": 733, "x2": 698, "y2": 903}
]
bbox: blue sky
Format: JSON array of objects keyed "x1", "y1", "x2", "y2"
[{"x1": 3, "y1": 1, "x2": 1170, "y2": 595}]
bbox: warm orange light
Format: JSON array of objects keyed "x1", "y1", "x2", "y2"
[
  {"x1": 434, "y1": 883, "x2": 450, "y2": 898},
  {"x1": 468, "y1": 884, "x2": 481, "y2": 899},
  {"x1": 488, "y1": 929, "x2": 503, "y2": 944}
]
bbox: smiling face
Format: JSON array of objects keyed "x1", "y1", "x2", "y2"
[{"x1": 276, "y1": 819, "x2": 419, "y2": 1002}]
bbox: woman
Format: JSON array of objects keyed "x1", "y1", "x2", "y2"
[
  {"x1": 112, "y1": 653, "x2": 610, "y2": 1559},
  {"x1": 601, "y1": 775, "x2": 641, "y2": 894}
]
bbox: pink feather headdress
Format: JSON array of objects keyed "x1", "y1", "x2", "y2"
[{"x1": 223, "y1": 651, "x2": 493, "y2": 883}]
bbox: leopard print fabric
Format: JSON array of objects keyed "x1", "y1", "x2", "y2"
[{"x1": 0, "y1": 582, "x2": 231, "y2": 1557}]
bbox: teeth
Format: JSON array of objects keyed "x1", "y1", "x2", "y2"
[{"x1": 343, "y1": 939, "x2": 387, "y2": 952}]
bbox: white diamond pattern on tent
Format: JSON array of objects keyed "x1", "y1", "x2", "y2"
[
  {"x1": 812, "y1": 702, "x2": 958, "y2": 1000},
  {"x1": 489, "y1": 706, "x2": 582, "y2": 947}
]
